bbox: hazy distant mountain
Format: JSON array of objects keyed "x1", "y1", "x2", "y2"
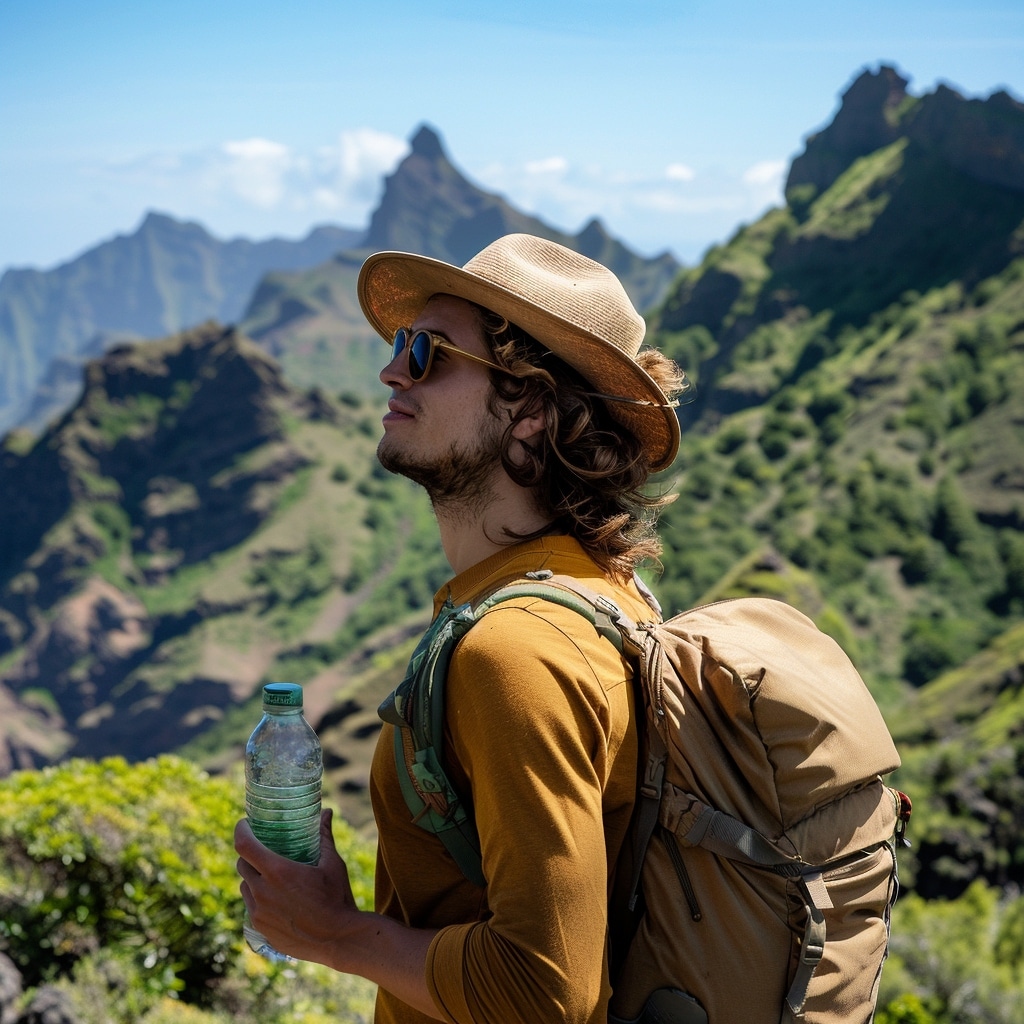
[
  {"x1": 0, "y1": 215, "x2": 361, "y2": 434},
  {"x1": 238, "y1": 124, "x2": 681, "y2": 397},
  {"x1": 0, "y1": 125, "x2": 681, "y2": 438}
]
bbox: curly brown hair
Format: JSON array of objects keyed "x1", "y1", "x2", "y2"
[{"x1": 475, "y1": 307, "x2": 684, "y2": 580}]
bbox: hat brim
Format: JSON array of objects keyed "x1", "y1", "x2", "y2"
[{"x1": 358, "y1": 251, "x2": 680, "y2": 471}]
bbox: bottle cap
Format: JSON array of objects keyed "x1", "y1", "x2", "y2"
[{"x1": 262, "y1": 682, "x2": 303, "y2": 708}]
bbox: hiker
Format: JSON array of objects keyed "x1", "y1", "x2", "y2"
[{"x1": 235, "y1": 233, "x2": 691, "y2": 1023}]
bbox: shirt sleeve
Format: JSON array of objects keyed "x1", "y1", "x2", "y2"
[{"x1": 424, "y1": 600, "x2": 633, "y2": 1024}]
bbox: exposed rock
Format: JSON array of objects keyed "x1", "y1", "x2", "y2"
[
  {"x1": 788, "y1": 64, "x2": 1024, "y2": 201},
  {"x1": 787, "y1": 64, "x2": 909, "y2": 198},
  {"x1": 15, "y1": 987, "x2": 80, "y2": 1024},
  {"x1": 0, "y1": 953, "x2": 22, "y2": 1024}
]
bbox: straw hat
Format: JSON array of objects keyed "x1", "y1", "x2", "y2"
[{"x1": 357, "y1": 233, "x2": 687, "y2": 471}]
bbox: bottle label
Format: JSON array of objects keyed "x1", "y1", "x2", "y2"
[{"x1": 264, "y1": 691, "x2": 299, "y2": 707}]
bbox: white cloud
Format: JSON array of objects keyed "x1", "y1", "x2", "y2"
[
  {"x1": 89, "y1": 130, "x2": 409, "y2": 230},
  {"x1": 665, "y1": 162, "x2": 696, "y2": 182},
  {"x1": 220, "y1": 138, "x2": 294, "y2": 207},
  {"x1": 473, "y1": 153, "x2": 789, "y2": 262},
  {"x1": 333, "y1": 129, "x2": 410, "y2": 205},
  {"x1": 525, "y1": 156, "x2": 569, "y2": 175},
  {"x1": 742, "y1": 159, "x2": 787, "y2": 187}
]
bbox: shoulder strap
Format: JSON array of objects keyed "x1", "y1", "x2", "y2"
[
  {"x1": 381, "y1": 575, "x2": 623, "y2": 887},
  {"x1": 379, "y1": 599, "x2": 488, "y2": 886}
]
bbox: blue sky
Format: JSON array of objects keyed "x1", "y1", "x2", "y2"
[{"x1": 2, "y1": 0, "x2": 1022, "y2": 274}]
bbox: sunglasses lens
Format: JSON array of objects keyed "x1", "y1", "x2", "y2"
[
  {"x1": 408, "y1": 331, "x2": 432, "y2": 380},
  {"x1": 391, "y1": 328, "x2": 424, "y2": 380}
]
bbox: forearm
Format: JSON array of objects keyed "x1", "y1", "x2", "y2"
[{"x1": 328, "y1": 911, "x2": 442, "y2": 1020}]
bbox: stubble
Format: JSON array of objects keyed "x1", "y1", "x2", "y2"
[{"x1": 376, "y1": 420, "x2": 505, "y2": 523}]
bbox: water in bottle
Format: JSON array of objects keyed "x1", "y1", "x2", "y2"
[{"x1": 243, "y1": 681, "x2": 323, "y2": 961}]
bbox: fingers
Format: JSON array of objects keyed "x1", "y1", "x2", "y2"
[{"x1": 234, "y1": 817, "x2": 289, "y2": 877}]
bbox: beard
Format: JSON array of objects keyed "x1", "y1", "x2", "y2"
[{"x1": 377, "y1": 419, "x2": 505, "y2": 520}]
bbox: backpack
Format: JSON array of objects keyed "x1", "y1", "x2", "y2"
[{"x1": 379, "y1": 570, "x2": 911, "y2": 1024}]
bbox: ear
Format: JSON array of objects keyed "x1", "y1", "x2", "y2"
[{"x1": 509, "y1": 400, "x2": 546, "y2": 444}]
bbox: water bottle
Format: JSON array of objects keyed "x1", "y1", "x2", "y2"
[{"x1": 243, "y1": 681, "x2": 323, "y2": 962}]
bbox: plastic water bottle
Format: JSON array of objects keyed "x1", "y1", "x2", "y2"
[{"x1": 243, "y1": 682, "x2": 323, "y2": 961}]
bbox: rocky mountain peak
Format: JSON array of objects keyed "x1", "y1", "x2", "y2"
[
  {"x1": 786, "y1": 64, "x2": 910, "y2": 197},
  {"x1": 787, "y1": 65, "x2": 1024, "y2": 201},
  {"x1": 409, "y1": 123, "x2": 447, "y2": 160}
]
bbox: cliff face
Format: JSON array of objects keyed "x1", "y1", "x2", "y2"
[
  {"x1": 787, "y1": 64, "x2": 1024, "y2": 198},
  {"x1": 656, "y1": 65, "x2": 1024, "y2": 389},
  {"x1": 0, "y1": 324, "x2": 344, "y2": 773}
]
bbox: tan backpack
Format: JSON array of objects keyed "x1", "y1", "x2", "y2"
[{"x1": 382, "y1": 572, "x2": 911, "y2": 1024}]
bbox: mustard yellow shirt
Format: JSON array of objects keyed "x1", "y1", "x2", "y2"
[{"x1": 370, "y1": 536, "x2": 654, "y2": 1024}]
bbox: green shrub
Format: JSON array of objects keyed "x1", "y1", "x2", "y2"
[
  {"x1": 0, "y1": 756, "x2": 243, "y2": 997},
  {"x1": 0, "y1": 756, "x2": 376, "y2": 1018}
]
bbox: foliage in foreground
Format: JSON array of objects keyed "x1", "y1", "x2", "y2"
[
  {"x1": 2, "y1": 757, "x2": 1023, "y2": 1022},
  {"x1": 0, "y1": 756, "x2": 376, "y2": 1023},
  {"x1": 876, "y1": 880, "x2": 1024, "y2": 1024}
]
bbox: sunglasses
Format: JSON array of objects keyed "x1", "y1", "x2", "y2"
[{"x1": 388, "y1": 327, "x2": 511, "y2": 382}]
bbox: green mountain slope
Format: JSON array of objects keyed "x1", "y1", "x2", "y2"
[
  {"x1": 644, "y1": 65, "x2": 1024, "y2": 900},
  {"x1": 0, "y1": 323, "x2": 440, "y2": 817},
  {"x1": 0, "y1": 66, "x2": 1022, "y2": 907}
]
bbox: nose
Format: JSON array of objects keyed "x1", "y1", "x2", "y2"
[{"x1": 379, "y1": 345, "x2": 412, "y2": 389}]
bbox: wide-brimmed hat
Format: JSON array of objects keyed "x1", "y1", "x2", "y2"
[{"x1": 357, "y1": 233, "x2": 689, "y2": 471}]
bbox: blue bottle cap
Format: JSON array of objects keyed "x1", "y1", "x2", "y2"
[{"x1": 262, "y1": 682, "x2": 303, "y2": 708}]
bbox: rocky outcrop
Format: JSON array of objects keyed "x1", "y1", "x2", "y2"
[
  {"x1": 787, "y1": 64, "x2": 1024, "y2": 200},
  {"x1": 0, "y1": 323, "x2": 324, "y2": 768}
]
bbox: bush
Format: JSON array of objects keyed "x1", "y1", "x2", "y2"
[
  {"x1": 0, "y1": 756, "x2": 376, "y2": 1019},
  {"x1": 0, "y1": 756, "x2": 243, "y2": 997}
]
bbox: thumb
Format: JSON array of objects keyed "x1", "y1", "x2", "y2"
[{"x1": 318, "y1": 807, "x2": 343, "y2": 865}]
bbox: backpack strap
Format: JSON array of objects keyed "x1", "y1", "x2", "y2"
[
  {"x1": 379, "y1": 598, "x2": 488, "y2": 886},
  {"x1": 510, "y1": 573, "x2": 670, "y2": 919},
  {"x1": 380, "y1": 573, "x2": 633, "y2": 888}
]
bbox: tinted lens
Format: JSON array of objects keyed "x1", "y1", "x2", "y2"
[
  {"x1": 391, "y1": 328, "x2": 432, "y2": 380},
  {"x1": 407, "y1": 331, "x2": 432, "y2": 380}
]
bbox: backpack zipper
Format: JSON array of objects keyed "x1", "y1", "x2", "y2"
[{"x1": 661, "y1": 828, "x2": 703, "y2": 922}]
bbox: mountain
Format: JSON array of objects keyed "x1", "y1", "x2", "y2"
[
  {"x1": 0, "y1": 323, "x2": 439, "y2": 799},
  {"x1": 644, "y1": 65, "x2": 1024, "y2": 900},
  {"x1": 0, "y1": 126, "x2": 680, "y2": 440},
  {"x1": 654, "y1": 65, "x2": 1024, "y2": 415},
  {"x1": 238, "y1": 124, "x2": 681, "y2": 396},
  {"x1": 0, "y1": 215, "x2": 361, "y2": 434}
]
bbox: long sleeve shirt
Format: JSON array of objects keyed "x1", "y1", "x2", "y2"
[{"x1": 370, "y1": 536, "x2": 655, "y2": 1024}]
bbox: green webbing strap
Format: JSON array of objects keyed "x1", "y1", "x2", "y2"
[
  {"x1": 674, "y1": 802, "x2": 833, "y2": 1014},
  {"x1": 391, "y1": 728, "x2": 486, "y2": 887},
  {"x1": 477, "y1": 577, "x2": 627, "y2": 653},
  {"x1": 380, "y1": 598, "x2": 487, "y2": 887},
  {"x1": 381, "y1": 576, "x2": 632, "y2": 890}
]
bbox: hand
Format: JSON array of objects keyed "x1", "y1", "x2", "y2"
[
  {"x1": 234, "y1": 807, "x2": 360, "y2": 970},
  {"x1": 235, "y1": 807, "x2": 441, "y2": 1017}
]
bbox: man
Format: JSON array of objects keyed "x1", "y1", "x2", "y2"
[{"x1": 235, "y1": 234, "x2": 691, "y2": 1023}]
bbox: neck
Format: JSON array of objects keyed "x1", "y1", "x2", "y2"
[{"x1": 433, "y1": 475, "x2": 550, "y2": 575}]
